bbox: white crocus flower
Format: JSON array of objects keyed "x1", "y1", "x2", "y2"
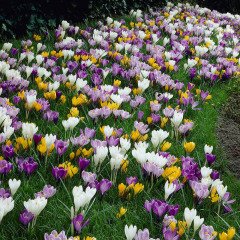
[
  {"x1": 171, "y1": 111, "x2": 184, "y2": 128},
  {"x1": 24, "y1": 197, "x2": 47, "y2": 217},
  {"x1": 216, "y1": 184, "x2": 227, "y2": 199},
  {"x1": 103, "y1": 125, "x2": 114, "y2": 138},
  {"x1": 151, "y1": 129, "x2": 169, "y2": 148},
  {"x1": 164, "y1": 181, "x2": 176, "y2": 200},
  {"x1": 2, "y1": 43, "x2": 12, "y2": 51},
  {"x1": 184, "y1": 207, "x2": 197, "y2": 228},
  {"x1": 45, "y1": 134, "x2": 56, "y2": 150},
  {"x1": 138, "y1": 78, "x2": 150, "y2": 92},
  {"x1": 93, "y1": 146, "x2": 108, "y2": 166},
  {"x1": 8, "y1": 179, "x2": 21, "y2": 196},
  {"x1": 76, "y1": 78, "x2": 87, "y2": 91},
  {"x1": 194, "y1": 216, "x2": 204, "y2": 232},
  {"x1": 125, "y1": 224, "x2": 137, "y2": 240},
  {"x1": 62, "y1": 20, "x2": 70, "y2": 30},
  {"x1": 0, "y1": 197, "x2": 14, "y2": 223},
  {"x1": 201, "y1": 166, "x2": 212, "y2": 178},
  {"x1": 204, "y1": 144, "x2": 213, "y2": 154},
  {"x1": 22, "y1": 122, "x2": 38, "y2": 139}
]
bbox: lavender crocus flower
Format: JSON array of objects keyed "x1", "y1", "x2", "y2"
[
  {"x1": 98, "y1": 179, "x2": 112, "y2": 195},
  {"x1": 55, "y1": 139, "x2": 69, "y2": 156},
  {"x1": 199, "y1": 224, "x2": 217, "y2": 240},
  {"x1": 44, "y1": 230, "x2": 74, "y2": 240},
  {"x1": 35, "y1": 185, "x2": 56, "y2": 199}
]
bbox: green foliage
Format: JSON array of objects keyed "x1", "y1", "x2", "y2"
[{"x1": 0, "y1": 0, "x2": 164, "y2": 39}]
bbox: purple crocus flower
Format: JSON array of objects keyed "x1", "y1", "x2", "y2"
[
  {"x1": 33, "y1": 134, "x2": 42, "y2": 146},
  {"x1": 2, "y1": 144, "x2": 15, "y2": 159},
  {"x1": 72, "y1": 214, "x2": 89, "y2": 233},
  {"x1": 152, "y1": 200, "x2": 168, "y2": 218},
  {"x1": 52, "y1": 167, "x2": 67, "y2": 180},
  {"x1": 210, "y1": 170, "x2": 220, "y2": 180},
  {"x1": 16, "y1": 157, "x2": 38, "y2": 175},
  {"x1": 78, "y1": 158, "x2": 90, "y2": 172},
  {"x1": 98, "y1": 179, "x2": 112, "y2": 195},
  {"x1": 19, "y1": 209, "x2": 34, "y2": 225},
  {"x1": 0, "y1": 160, "x2": 13, "y2": 174},
  {"x1": 163, "y1": 227, "x2": 179, "y2": 240},
  {"x1": 168, "y1": 204, "x2": 180, "y2": 216},
  {"x1": 55, "y1": 139, "x2": 69, "y2": 156},
  {"x1": 205, "y1": 153, "x2": 216, "y2": 165}
]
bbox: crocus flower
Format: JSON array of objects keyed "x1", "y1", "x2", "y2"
[
  {"x1": 78, "y1": 158, "x2": 90, "y2": 172},
  {"x1": 44, "y1": 230, "x2": 73, "y2": 240},
  {"x1": 2, "y1": 144, "x2": 14, "y2": 159},
  {"x1": 52, "y1": 167, "x2": 67, "y2": 180},
  {"x1": 55, "y1": 139, "x2": 69, "y2": 156},
  {"x1": 8, "y1": 179, "x2": 21, "y2": 196},
  {"x1": 125, "y1": 224, "x2": 137, "y2": 240},
  {"x1": 24, "y1": 197, "x2": 48, "y2": 217},
  {"x1": 19, "y1": 209, "x2": 34, "y2": 225},
  {"x1": 72, "y1": 213, "x2": 89, "y2": 233},
  {"x1": 199, "y1": 224, "x2": 217, "y2": 240},
  {"x1": 98, "y1": 179, "x2": 112, "y2": 195}
]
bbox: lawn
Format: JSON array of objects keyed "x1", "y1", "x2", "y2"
[{"x1": 0, "y1": 2, "x2": 240, "y2": 240}]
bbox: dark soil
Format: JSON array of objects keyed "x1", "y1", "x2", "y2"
[{"x1": 217, "y1": 92, "x2": 240, "y2": 178}]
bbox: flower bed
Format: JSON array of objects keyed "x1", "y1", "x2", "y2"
[{"x1": 0, "y1": 2, "x2": 239, "y2": 239}]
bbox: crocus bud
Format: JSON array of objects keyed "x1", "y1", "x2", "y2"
[{"x1": 125, "y1": 224, "x2": 137, "y2": 240}]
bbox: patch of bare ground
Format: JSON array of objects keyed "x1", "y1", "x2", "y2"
[{"x1": 217, "y1": 92, "x2": 240, "y2": 178}]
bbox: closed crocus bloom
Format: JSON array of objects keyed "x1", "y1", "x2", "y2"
[
  {"x1": 204, "y1": 144, "x2": 213, "y2": 154},
  {"x1": 61, "y1": 20, "x2": 70, "y2": 30},
  {"x1": 138, "y1": 78, "x2": 150, "y2": 92},
  {"x1": 125, "y1": 224, "x2": 137, "y2": 240},
  {"x1": 76, "y1": 78, "x2": 87, "y2": 91},
  {"x1": 0, "y1": 197, "x2": 14, "y2": 222},
  {"x1": 164, "y1": 181, "x2": 176, "y2": 200},
  {"x1": 120, "y1": 137, "x2": 131, "y2": 153},
  {"x1": 151, "y1": 129, "x2": 169, "y2": 148},
  {"x1": 216, "y1": 184, "x2": 227, "y2": 199},
  {"x1": 26, "y1": 94, "x2": 36, "y2": 108},
  {"x1": 24, "y1": 197, "x2": 47, "y2": 217},
  {"x1": 103, "y1": 125, "x2": 114, "y2": 138},
  {"x1": 45, "y1": 134, "x2": 56, "y2": 150},
  {"x1": 201, "y1": 166, "x2": 212, "y2": 178},
  {"x1": 171, "y1": 111, "x2": 183, "y2": 128},
  {"x1": 184, "y1": 142, "x2": 196, "y2": 153},
  {"x1": 8, "y1": 179, "x2": 21, "y2": 196},
  {"x1": 62, "y1": 117, "x2": 79, "y2": 131},
  {"x1": 194, "y1": 215, "x2": 204, "y2": 233},
  {"x1": 2, "y1": 42, "x2": 13, "y2": 51},
  {"x1": 22, "y1": 122, "x2": 38, "y2": 140},
  {"x1": 184, "y1": 207, "x2": 197, "y2": 228},
  {"x1": 93, "y1": 146, "x2": 108, "y2": 166}
]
